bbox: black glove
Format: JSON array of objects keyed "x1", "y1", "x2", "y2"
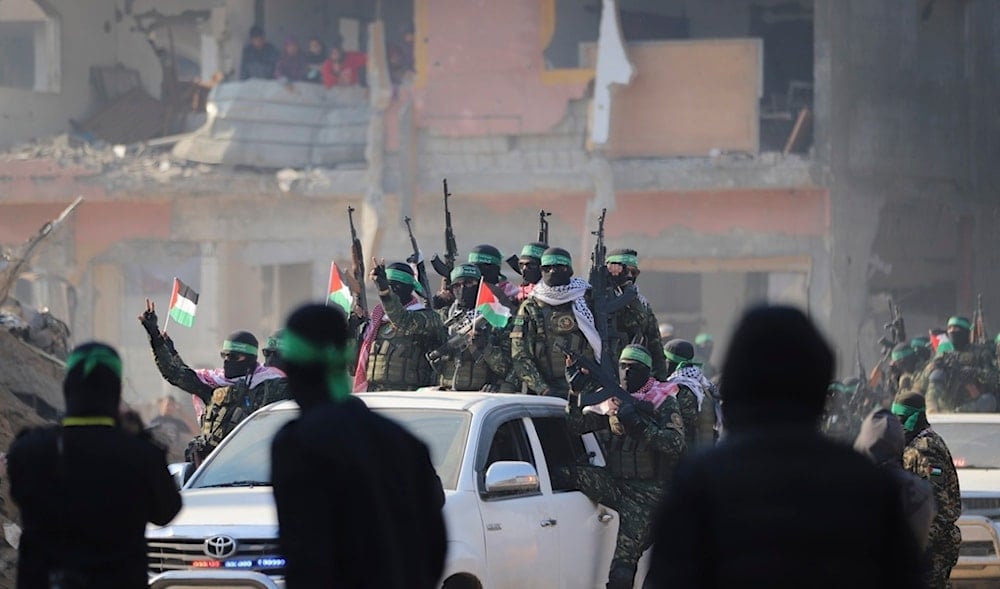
[
  {"x1": 565, "y1": 362, "x2": 593, "y2": 394},
  {"x1": 140, "y1": 307, "x2": 160, "y2": 337},
  {"x1": 163, "y1": 333, "x2": 177, "y2": 355},
  {"x1": 373, "y1": 263, "x2": 390, "y2": 291},
  {"x1": 615, "y1": 401, "x2": 645, "y2": 437}
]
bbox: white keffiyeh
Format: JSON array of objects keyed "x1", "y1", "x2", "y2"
[
  {"x1": 531, "y1": 277, "x2": 602, "y2": 362},
  {"x1": 668, "y1": 365, "x2": 719, "y2": 411}
]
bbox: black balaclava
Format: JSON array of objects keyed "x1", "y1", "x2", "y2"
[
  {"x1": 619, "y1": 344, "x2": 653, "y2": 393},
  {"x1": 540, "y1": 247, "x2": 573, "y2": 287},
  {"x1": 263, "y1": 328, "x2": 285, "y2": 370},
  {"x1": 64, "y1": 342, "x2": 123, "y2": 418},
  {"x1": 469, "y1": 245, "x2": 504, "y2": 285},
  {"x1": 606, "y1": 248, "x2": 639, "y2": 288},
  {"x1": 450, "y1": 263, "x2": 482, "y2": 309},
  {"x1": 387, "y1": 262, "x2": 416, "y2": 303},
  {"x1": 518, "y1": 241, "x2": 547, "y2": 286},
  {"x1": 282, "y1": 304, "x2": 351, "y2": 412},
  {"x1": 719, "y1": 305, "x2": 834, "y2": 432},
  {"x1": 664, "y1": 339, "x2": 696, "y2": 375},
  {"x1": 222, "y1": 330, "x2": 259, "y2": 379},
  {"x1": 947, "y1": 316, "x2": 972, "y2": 351},
  {"x1": 892, "y1": 390, "x2": 930, "y2": 445}
]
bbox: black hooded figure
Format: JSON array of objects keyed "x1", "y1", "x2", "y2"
[
  {"x1": 271, "y1": 304, "x2": 447, "y2": 589},
  {"x1": 644, "y1": 305, "x2": 924, "y2": 589},
  {"x1": 8, "y1": 342, "x2": 181, "y2": 589}
]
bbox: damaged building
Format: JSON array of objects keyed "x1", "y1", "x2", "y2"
[{"x1": 2, "y1": 0, "x2": 1000, "y2": 407}]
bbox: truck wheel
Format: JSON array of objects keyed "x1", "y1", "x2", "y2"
[{"x1": 442, "y1": 573, "x2": 482, "y2": 589}]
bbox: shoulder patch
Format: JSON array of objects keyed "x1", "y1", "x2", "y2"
[
  {"x1": 514, "y1": 317, "x2": 525, "y2": 326},
  {"x1": 671, "y1": 413, "x2": 685, "y2": 428}
]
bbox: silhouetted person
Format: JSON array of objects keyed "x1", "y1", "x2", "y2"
[
  {"x1": 271, "y1": 304, "x2": 447, "y2": 589},
  {"x1": 240, "y1": 25, "x2": 279, "y2": 80},
  {"x1": 645, "y1": 305, "x2": 924, "y2": 589},
  {"x1": 8, "y1": 342, "x2": 181, "y2": 588},
  {"x1": 854, "y1": 409, "x2": 937, "y2": 550}
]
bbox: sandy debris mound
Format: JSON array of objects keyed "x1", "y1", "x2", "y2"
[{"x1": 0, "y1": 330, "x2": 63, "y2": 589}]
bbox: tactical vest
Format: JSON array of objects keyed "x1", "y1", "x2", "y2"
[
  {"x1": 366, "y1": 322, "x2": 436, "y2": 390},
  {"x1": 201, "y1": 383, "x2": 254, "y2": 447},
  {"x1": 439, "y1": 353, "x2": 495, "y2": 391},
  {"x1": 598, "y1": 429, "x2": 671, "y2": 480},
  {"x1": 533, "y1": 304, "x2": 594, "y2": 384}
]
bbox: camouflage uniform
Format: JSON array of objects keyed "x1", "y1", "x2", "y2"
[
  {"x1": 612, "y1": 295, "x2": 668, "y2": 381},
  {"x1": 562, "y1": 387, "x2": 686, "y2": 587},
  {"x1": 433, "y1": 304, "x2": 515, "y2": 392},
  {"x1": 364, "y1": 290, "x2": 446, "y2": 391},
  {"x1": 149, "y1": 336, "x2": 288, "y2": 452},
  {"x1": 918, "y1": 347, "x2": 999, "y2": 412},
  {"x1": 510, "y1": 295, "x2": 596, "y2": 397},
  {"x1": 903, "y1": 428, "x2": 962, "y2": 589}
]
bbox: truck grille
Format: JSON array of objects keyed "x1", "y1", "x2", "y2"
[
  {"x1": 148, "y1": 538, "x2": 284, "y2": 575},
  {"x1": 960, "y1": 540, "x2": 997, "y2": 558},
  {"x1": 963, "y1": 497, "x2": 1000, "y2": 520}
]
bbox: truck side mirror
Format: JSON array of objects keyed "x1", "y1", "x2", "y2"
[
  {"x1": 168, "y1": 462, "x2": 195, "y2": 489},
  {"x1": 484, "y1": 461, "x2": 540, "y2": 495}
]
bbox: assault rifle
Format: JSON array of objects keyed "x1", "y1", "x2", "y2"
[
  {"x1": 973, "y1": 294, "x2": 988, "y2": 345},
  {"x1": 430, "y1": 179, "x2": 458, "y2": 287},
  {"x1": 557, "y1": 209, "x2": 636, "y2": 406},
  {"x1": 404, "y1": 216, "x2": 434, "y2": 305},
  {"x1": 506, "y1": 209, "x2": 551, "y2": 276},
  {"x1": 867, "y1": 297, "x2": 906, "y2": 391},
  {"x1": 557, "y1": 342, "x2": 638, "y2": 409},
  {"x1": 347, "y1": 206, "x2": 367, "y2": 315},
  {"x1": 426, "y1": 315, "x2": 486, "y2": 367}
]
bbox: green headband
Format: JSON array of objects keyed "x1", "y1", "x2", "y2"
[
  {"x1": 385, "y1": 268, "x2": 424, "y2": 295},
  {"x1": 911, "y1": 337, "x2": 930, "y2": 349},
  {"x1": 948, "y1": 316, "x2": 972, "y2": 330},
  {"x1": 995, "y1": 333, "x2": 1000, "y2": 344},
  {"x1": 450, "y1": 265, "x2": 481, "y2": 282},
  {"x1": 891, "y1": 346, "x2": 915, "y2": 362},
  {"x1": 468, "y1": 252, "x2": 501, "y2": 266},
  {"x1": 891, "y1": 402, "x2": 924, "y2": 432},
  {"x1": 694, "y1": 333, "x2": 713, "y2": 345},
  {"x1": 541, "y1": 254, "x2": 572, "y2": 267},
  {"x1": 664, "y1": 349, "x2": 700, "y2": 368},
  {"x1": 620, "y1": 346, "x2": 652, "y2": 369},
  {"x1": 606, "y1": 253, "x2": 638, "y2": 268},
  {"x1": 280, "y1": 330, "x2": 353, "y2": 401},
  {"x1": 265, "y1": 336, "x2": 280, "y2": 352},
  {"x1": 520, "y1": 244, "x2": 545, "y2": 259},
  {"x1": 66, "y1": 348, "x2": 123, "y2": 379},
  {"x1": 223, "y1": 340, "x2": 258, "y2": 356}
]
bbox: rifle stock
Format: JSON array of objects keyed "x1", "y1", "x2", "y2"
[
  {"x1": 347, "y1": 206, "x2": 368, "y2": 314},
  {"x1": 404, "y1": 216, "x2": 434, "y2": 305}
]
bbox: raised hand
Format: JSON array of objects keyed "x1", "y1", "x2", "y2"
[{"x1": 138, "y1": 298, "x2": 159, "y2": 336}]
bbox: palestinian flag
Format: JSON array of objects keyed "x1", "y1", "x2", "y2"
[
  {"x1": 327, "y1": 262, "x2": 352, "y2": 314},
  {"x1": 168, "y1": 278, "x2": 199, "y2": 328},
  {"x1": 930, "y1": 332, "x2": 951, "y2": 355},
  {"x1": 476, "y1": 279, "x2": 511, "y2": 329}
]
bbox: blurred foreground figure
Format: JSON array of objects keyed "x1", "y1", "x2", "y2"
[
  {"x1": 645, "y1": 305, "x2": 924, "y2": 589},
  {"x1": 271, "y1": 304, "x2": 446, "y2": 589},
  {"x1": 9, "y1": 342, "x2": 181, "y2": 588},
  {"x1": 854, "y1": 409, "x2": 936, "y2": 550}
]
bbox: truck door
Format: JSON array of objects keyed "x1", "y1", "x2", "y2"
[
  {"x1": 530, "y1": 415, "x2": 618, "y2": 588},
  {"x1": 476, "y1": 417, "x2": 560, "y2": 589}
]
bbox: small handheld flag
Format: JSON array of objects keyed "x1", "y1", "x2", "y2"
[
  {"x1": 475, "y1": 279, "x2": 511, "y2": 329},
  {"x1": 327, "y1": 262, "x2": 353, "y2": 314},
  {"x1": 168, "y1": 278, "x2": 199, "y2": 328}
]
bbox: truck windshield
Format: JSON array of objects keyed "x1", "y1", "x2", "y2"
[{"x1": 189, "y1": 407, "x2": 471, "y2": 490}]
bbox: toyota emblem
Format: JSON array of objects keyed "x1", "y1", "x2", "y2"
[{"x1": 204, "y1": 535, "x2": 238, "y2": 559}]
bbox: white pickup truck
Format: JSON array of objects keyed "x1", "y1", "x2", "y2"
[{"x1": 147, "y1": 392, "x2": 650, "y2": 589}]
